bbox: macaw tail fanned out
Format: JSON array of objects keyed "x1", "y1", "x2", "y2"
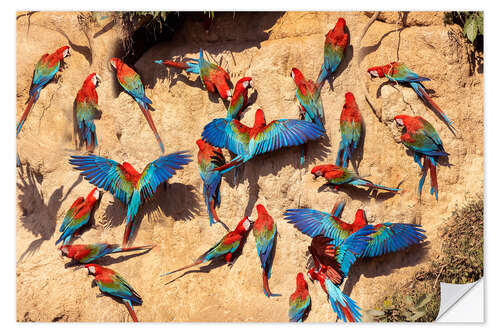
[
  {"x1": 123, "y1": 299, "x2": 138, "y2": 322},
  {"x1": 409, "y1": 82, "x2": 456, "y2": 132},
  {"x1": 137, "y1": 101, "x2": 165, "y2": 153},
  {"x1": 363, "y1": 223, "x2": 426, "y2": 258},
  {"x1": 325, "y1": 279, "x2": 362, "y2": 322},
  {"x1": 350, "y1": 178, "x2": 401, "y2": 194},
  {"x1": 16, "y1": 94, "x2": 38, "y2": 136}
]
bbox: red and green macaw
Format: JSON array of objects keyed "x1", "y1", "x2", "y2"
[
  {"x1": 307, "y1": 226, "x2": 374, "y2": 322},
  {"x1": 285, "y1": 199, "x2": 426, "y2": 258},
  {"x1": 56, "y1": 188, "x2": 100, "y2": 245},
  {"x1": 69, "y1": 152, "x2": 192, "y2": 246},
  {"x1": 311, "y1": 164, "x2": 402, "y2": 193},
  {"x1": 196, "y1": 139, "x2": 229, "y2": 230},
  {"x1": 155, "y1": 49, "x2": 232, "y2": 100},
  {"x1": 368, "y1": 62, "x2": 455, "y2": 132},
  {"x1": 288, "y1": 272, "x2": 311, "y2": 322},
  {"x1": 317, "y1": 18, "x2": 348, "y2": 86},
  {"x1": 291, "y1": 67, "x2": 325, "y2": 165},
  {"x1": 85, "y1": 264, "x2": 142, "y2": 322},
  {"x1": 17, "y1": 46, "x2": 70, "y2": 136},
  {"x1": 226, "y1": 77, "x2": 253, "y2": 120},
  {"x1": 336, "y1": 92, "x2": 363, "y2": 168},
  {"x1": 75, "y1": 73, "x2": 102, "y2": 152},
  {"x1": 252, "y1": 204, "x2": 280, "y2": 297},
  {"x1": 161, "y1": 216, "x2": 253, "y2": 277},
  {"x1": 60, "y1": 243, "x2": 154, "y2": 264},
  {"x1": 110, "y1": 57, "x2": 165, "y2": 153},
  {"x1": 394, "y1": 115, "x2": 449, "y2": 200},
  {"x1": 202, "y1": 108, "x2": 326, "y2": 174}
]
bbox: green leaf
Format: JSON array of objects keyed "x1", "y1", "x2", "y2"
[
  {"x1": 476, "y1": 14, "x2": 483, "y2": 35},
  {"x1": 409, "y1": 311, "x2": 426, "y2": 322},
  {"x1": 464, "y1": 15, "x2": 478, "y2": 43},
  {"x1": 415, "y1": 294, "x2": 432, "y2": 309}
]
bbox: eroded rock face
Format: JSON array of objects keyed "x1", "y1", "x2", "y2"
[{"x1": 16, "y1": 11, "x2": 483, "y2": 322}]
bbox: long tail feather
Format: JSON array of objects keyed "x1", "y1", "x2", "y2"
[
  {"x1": 212, "y1": 158, "x2": 244, "y2": 174},
  {"x1": 316, "y1": 66, "x2": 328, "y2": 86},
  {"x1": 428, "y1": 157, "x2": 439, "y2": 200},
  {"x1": 160, "y1": 260, "x2": 203, "y2": 277},
  {"x1": 262, "y1": 271, "x2": 281, "y2": 297},
  {"x1": 17, "y1": 95, "x2": 37, "y2": 136},
  {"x1": 155, "y1": 60, "x2": 189, "y2": 70},
  {"x1": 112, "y1": 244, "x2": 155, "y2": 254},
  {"x1": 410, "y1": 82, "x2": 456, "y2": 131},
  {"x1": 352, "y1": 178, "x2": 401, "y2": 193},
  {"x1": 124, "y1": 300, "x2": 138, "y2": 322},
  {"x1": 138, "y1": 102, "x2": 165, "y2": 153},
  {"x1": 419, "y1": 158, "x2": 430, "y2": 198}
]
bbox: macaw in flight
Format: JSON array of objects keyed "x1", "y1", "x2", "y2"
[
  {"x1": 110, "y1": 57, "x2": 165, "y2": 153},
  {"x1": 284, "y1": 199, "x2": 426, "y2": 257},
  {"x1": 202, "y1": 108, "x2": 326, "y2": 174},
  {"x1": 17, "y1": 46, "x2": 70, "y2": 136},
  {"x1": 307, "y1": 226, "x2": 375, "y2": 322},
  {"x1": 368, "y1": 62, "x2": 456, "y2": 132},
  {"x1": 69, "y1": 152, "x2": 192, "y2": 246},
  {"x1": 394, "y1": 114, "x2": 449, "y2": 200}
]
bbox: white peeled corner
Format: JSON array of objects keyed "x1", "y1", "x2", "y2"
[{"x1": 436, "y1": 278, "x2": 484, "y2": 322}]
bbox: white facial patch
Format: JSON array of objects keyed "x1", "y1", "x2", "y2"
[
  {"x1": 61, "y1": 247, "x2": 68, "y2": 255},
  {"x1": 92, "y1": 190, "x2": 100, "y2": 200},
  {"x1": 110, "y1": 60, "x2": 116, "y2": 68},
  {"x1": 291, "y1": 71, "x2": 295, "y2": 79},
  {"x1": 88, "y1": 266, "x2": 95, "y2": 274},
  {"x1": 93, "y1": 74, "x2": 102, "y2": 86},
  {"x1": 243, "y1": 218, "x2": 251, "y2": 230},
  {"x1": 395, "y1": 118, "x2": 404, "y2": 126},
  {"x1": 226, "y1": 90, "x2": 232, "y2": 98},
  {"x1": 369, "y1": 70, "x2": 378, "y2": 77},
  {"x1": 63, "y1": 48, "x2": 70, "y2": 57}
]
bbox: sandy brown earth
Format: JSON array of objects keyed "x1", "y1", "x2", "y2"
[{"x1": 16, "y1": 11, "x2": 483, "y2": 322}]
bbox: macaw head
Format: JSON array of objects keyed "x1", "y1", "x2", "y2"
[
  {"x1": 296, "y1": 272, "x2": 308, "y2": 290},
  {"x1": 235, "y1": 216, "x2": 254, "y2": 233},
  {"x1": 196, "y1": 139, "x2": 207, "y2": 150},
  {"x1": 344, "y1": 92, "x2": 356, "y2": 104},
  {"x1": 306, "y1": 268, "x2": 317, "y2": 283},
  {"x1": 256, "y1": 204, "x2": 269, "y2": 218},
  {"x1": 235, "y1": 77, "x2": 253, "y2": 92},
  {"x1": 85, "y1": 263, "x2": 101, "y2": 275},
  {"x1": 394, "y1": 114, "x2": 412, "y2": 129},
  {"x1": 109, "y1": 57, "x2": 123, "y2": 70},
  {"x1": 59, "y1": 245, "x2": 70, "y2": 257},
  {"x1": 85, "y1": 73, "x2": 102, "y2": 88},
  {"x1": 367, "y1": 65, "x2": 386, "y2": 78},
  {"x1": 311, "y1": 164, "x2": 339, "y2": 179},
  {"x1": 290, "y1": 67, "x2": 305, "y2": 85},
  {"x1": 121, "y1": 162, "x2": 140, "y2": 176},
  {"x1": 56, "y1": 46, "x2": 71, "y2": 59},
  {"x1": 334, "y1": 17, "x2": 346, "y2": 32},
  {"x1": 86, "y1": 187, "x2": 101, "y2": 203},
  {"x1": 353, "y1": 209, "x2": 368, "y2": 229}
]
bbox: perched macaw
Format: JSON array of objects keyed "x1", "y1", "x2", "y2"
[
  {"x1": 69, "y1": 152, "x2": 192, "y2": 246},
  {"x1": 75, "y1": 73, "x2": 102, "y2": 152},
  {"x1": 368, "y1": 62, "x2": 455, "y2": 131},
  {"x1": 85, "y1": 264, "x2": 142, "y2": 322},
  {"x1": 317, "y1": 18, "x2": 349, "y2": 86},
  {"x1": 155, "y1": 49, "x2": 232, "y2": 100},
  {"x1": 252, "y1": 204, "x2": 280, "y2": 297},
  {"x1": 196, "y1": 139, "x2": 229, "y2": 230},
  {"x1": 226, "y1": 77, "x2": 253, "y2": 120},
  {"x1": 291, "y1": 67, "x2": 325, "y2": 165},
  {"x1": 288, "y1": 272, "x2": 311, "y2": 322},
  {"x1": 110, "y1": 57, "x2": 165, "y2": 153},
  {"x1": 56, "y1": 188, "x2": 100, "y2": 245},
  {"x1": 17, "y1": 46, "x2": 70, "y2": 136},
  {"x1": 202, "y1": 108, "x2": 326, "y2": 174},
  {"x1": 307, "y1": 226, "x2": 374, "y2": 322},
  {"x1": 60, "y1": 243, "x2": 155, "y2": 264},
  {"x1": 161, "y1": 216, "x2": 253, "y2": 277},
  {"x1": 336, "y1": 92, "x2": 363, "y2": 168},
  {"x1": 394, "y1": 115, "x2": 449, "y2": 200},
  {"x1": 284, "y1": 199, "x2": 426, "y2": 258},
  {"x1": 311, "y1": 164, "x2": 401, "y2": 193}
]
